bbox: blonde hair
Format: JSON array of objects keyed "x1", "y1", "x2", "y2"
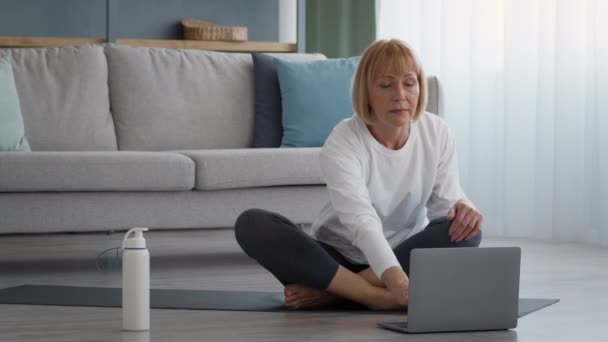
[{"x1": 352, "y1": 39, "x2": 427, "y2": 124}]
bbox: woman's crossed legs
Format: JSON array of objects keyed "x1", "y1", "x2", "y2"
[{"x1": 234, "y1": 208, "x2": 481, "y2": 310}]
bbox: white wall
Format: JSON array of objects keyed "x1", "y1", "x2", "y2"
[{"x1": 278, "y1": 0, "x2": 297, "y2": 43}]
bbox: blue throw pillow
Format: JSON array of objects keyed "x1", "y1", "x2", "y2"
[
  {"x1": 275, "y1": 56, "x2": 359, "y2": 147},
  {"x1": 0, "y1": 58, "x2": 30, "y2": 151}
]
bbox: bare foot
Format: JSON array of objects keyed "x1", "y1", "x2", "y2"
[
  {"x1": 365, "y1": 286, "x2": 408, "y2": 311},
  {"x1": 283, "y1": 284, "x2": 343, "y2": 310},
  {"x1": 322, "y1": 265, "x2": 407, "y2": 311}
]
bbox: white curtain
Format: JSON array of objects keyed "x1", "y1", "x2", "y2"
[{"x1": 377, "y1": 0, "x2": 608, "y2": 246}]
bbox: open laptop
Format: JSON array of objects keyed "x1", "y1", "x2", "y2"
[{"x1": 377, "y1": 247, "x2": 521, "y2": 334}]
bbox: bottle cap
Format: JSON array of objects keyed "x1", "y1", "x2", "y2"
[{"x1": 122, "y1": 227, "x2": 148, "y2": 249}]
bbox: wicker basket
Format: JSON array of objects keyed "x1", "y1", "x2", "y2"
[{"x1": 182, "y1": 19, "x2": 248, "y2": 42}]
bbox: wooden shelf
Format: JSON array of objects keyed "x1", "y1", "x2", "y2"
[
  {"x1": 0, "y1": 36, "x2": 296, "y2": 53},
  {"x1": 116, "y1": 39, "x2": 296, "y2": 52},
  {"x1": 0, "y1": 36, "x2": 105, "y2": 47}
]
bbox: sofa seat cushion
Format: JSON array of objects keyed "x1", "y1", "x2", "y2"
[
  {"x1": 0, "y1": 152, "x2": 194, "y2": 192},
  {"x1": 176, "y1": 148, "x2": 323, "y2": 190}
]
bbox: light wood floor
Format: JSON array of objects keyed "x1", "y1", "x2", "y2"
[{"x1": 1, "y1": 228, "x2": 606, "y2": 342}]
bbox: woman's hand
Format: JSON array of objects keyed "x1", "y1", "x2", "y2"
[
  {"x1": 447, "y1": 200, "x2": 483, "y2": 242},
  {"x1": 380, "y1": 266, "x2": 409, "y2": 306}
]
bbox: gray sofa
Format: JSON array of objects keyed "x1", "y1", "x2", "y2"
[{"x1": 0, "y1": 44, "x2": 443, "y2": 234}]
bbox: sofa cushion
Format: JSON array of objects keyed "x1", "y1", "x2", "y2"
[
  {"x1": 251, "y1": 52, "x2": 326, "y2": 148},
  {"x1": 276, "y1": 57, "x2": 360, "y2": 147},
  {"x1": 0, "y1": 187, "x2": 328, "y2": 233},
  {"x1": 0, "y1": 58, "x2": 30, "y2": 151},
  {"x1": 0, "y1": 45, "x2": 117, "y2": 151},
  {"x1": 176, "y1": 148, "x2": 323, "y2": 190},
  {"x1": 0, "y1": 152, "x2": 194, "y2": 192},
  {"x1": 107, "y1": 45, "x2": 255, "y2": 151}
]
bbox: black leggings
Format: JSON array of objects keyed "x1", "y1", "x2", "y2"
[{"x1": 234, "y1": 208, "x2": 482, "y2": 290}]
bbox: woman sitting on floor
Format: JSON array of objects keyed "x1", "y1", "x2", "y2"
[{"x1": 234, "y1": 38, "x2": 483, "y2": 310}]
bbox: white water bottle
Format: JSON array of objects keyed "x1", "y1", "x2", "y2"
[{"x1": 122, "y1": 227, "x2": 150, "y2": 331}]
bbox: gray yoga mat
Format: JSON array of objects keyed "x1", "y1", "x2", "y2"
[{"x1": 0, "y1": 285, "x2": 559, "y2": 317}]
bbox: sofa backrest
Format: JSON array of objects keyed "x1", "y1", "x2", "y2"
[
  {"x1": 0, "y1": 44, "x2": 443, "y2": 152},
  {"x1": 0, "y1": 45, "x2": 117, "y2": 151},
  {"x1": 105, "y1": 45, "x2": 325, "y2": 151}
]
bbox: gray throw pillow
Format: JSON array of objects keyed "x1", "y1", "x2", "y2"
[{"x1": 251, "y1": 53, "x2": 283, "y2": 147}]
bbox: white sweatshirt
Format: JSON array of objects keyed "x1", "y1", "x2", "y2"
[{"x1": 311, "y1": 112, "x2": 471, "y2": 278}]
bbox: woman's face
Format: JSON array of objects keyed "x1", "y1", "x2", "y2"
[{"x1": 368, "y1": 68, "x2": 419, "y2": 128}]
